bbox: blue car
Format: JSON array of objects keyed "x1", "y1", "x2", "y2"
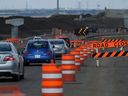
[{"x1": 23, "y1": 39, "x2": 55, "y2": 65}]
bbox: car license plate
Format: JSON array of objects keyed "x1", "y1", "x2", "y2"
[{"x1": 35, "y1": 55, "x2": 40, "y2": 58}]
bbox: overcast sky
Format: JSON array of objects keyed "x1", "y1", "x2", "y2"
[{"x1": 0, "y1": 0, "x2": 128, "y2": 9}]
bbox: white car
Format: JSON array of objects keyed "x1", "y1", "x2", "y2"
[
  {"x1": 0, "y1": 42, "x2": 24, "y2": 81},
  {"x1": 48, "y1": 39, "x2": 69, "y2": 57}
]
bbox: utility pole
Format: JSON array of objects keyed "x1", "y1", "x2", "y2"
[
  {"x1": 56, "y1": 0, "x2": 59, "y2": 15},
  {"x1": 25, "y1": 0, "x2": 29, "y2": 10},
  {"x1": 78, "y1": 1, "x2": 81, "y2": 10},
  {"x1": 86, "y1": 0, "x2": 89, "y2": 10}
]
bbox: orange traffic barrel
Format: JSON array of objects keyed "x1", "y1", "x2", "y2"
[
  {"x1": 84, "y1": 48, "x2": 92, "y2": 56},
  {"x1": 61, "y1": 54, "x2": 76, "y2": 82},
  {"x1": 75, "y1": 48, "x2": 85, "y2": 65},
  {"x1": 0, "y1": 86, "x2": 24, "y2": 96},
  {"x1": 42, "y1": 62, "x2": 63, "y2": 96},
  {"x1": 70, "y1": 51, "x2": 81, "y2": 71},
  {"x1": 79, "y1": 46, "x2": 88, "y2": 58},
  {"x1": 86, "y1": 47, "x2": 96, "y2": 56},
  {"x1": 83, "y1": 49, "x2": 89, "y2": 59},
  {"x1": 87, "y1": 47, "x2": 95, "y2": 52}
]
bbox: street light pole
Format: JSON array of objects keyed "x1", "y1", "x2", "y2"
[{"x1": 57, "y1": 0, "x2": 59, "y2": 14}]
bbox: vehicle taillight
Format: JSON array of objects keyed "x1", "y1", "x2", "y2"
[
  {"x1": 47, "y1": 51, "x2": 51, "y2": 56},
  {"x1": 3, "y1": 56, "x2": 15, "y2": 61}
]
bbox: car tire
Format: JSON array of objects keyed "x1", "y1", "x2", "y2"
[
  {"x1": 20, "y1": 67, "x2": 24, "y2": 79},
  {"x1": 20, "y1": 74, "x2": 24, "y2": 79},
  {"x1": 12, "y1": 74, "x2": 21, "y2": 81}
]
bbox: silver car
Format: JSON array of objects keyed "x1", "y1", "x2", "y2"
[
  {"x1": 49, "y1": 39, "x2": 69, "y2": 56},
  {"x1": 0, "y1": 42, "x2": 24, "y2": 81}
]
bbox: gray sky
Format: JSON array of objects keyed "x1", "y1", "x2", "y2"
[{"x1": 0, "y1": 0, "x2": 128, "y2": 9}]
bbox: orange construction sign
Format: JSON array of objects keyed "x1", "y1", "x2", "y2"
[
  {"x1": 92, "y1": 41, "x2": 128, "y2": 49},
  {"x1": 92, "y1": 51, "x2": 128, "y2": 58}
]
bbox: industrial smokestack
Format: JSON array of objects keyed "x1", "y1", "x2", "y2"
[{"x1": 57, "y1": 0, "x2": 59, "y2": 14}]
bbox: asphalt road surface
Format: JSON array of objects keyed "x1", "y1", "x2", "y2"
[
  {"x1": 64, "y1": 56, "x2": 128, "y2": 96},
  {"x1": 0, "y1": 52, "x2": 128, "y2": 96}
]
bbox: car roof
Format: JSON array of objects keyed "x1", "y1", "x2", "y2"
[
  {"x1": 28, "y1": 39, "x2": 48, "y2": 42},
  {"x1": 0, "y1": 41, "x2": 12, "y2": 45},
  {"x1": 27, "y1": 39, "x2": 50, "y2": 45},
  {"x1": 48, "y1": 39, "x2": 64, "y2": 41},
  {"x1": 33, "y1": 36, "x2": 42, "y2": 39}
]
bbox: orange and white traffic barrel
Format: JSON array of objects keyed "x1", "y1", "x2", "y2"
[
  {"x1": 0, "y1": 86, "x2": 24, "y2": 96},
  {"x1": 87, "y1": 47, "x2": 95, "y2": 52},
  {"x1": 61, "y1": 54, "x2": 76, "y2": 82},
  {"x1": 83, "y1": 48, "x2": 90, "y2": 57},
  {"x1": 70, "y1": 51, "x2": 81, "y2": 71},
  {"x1": 42, "y1": 62, "x2": 63, "y2": 96},
  {"x1": 83, "y1": 48, "x2": 91, "y2": 57},
  {"x1": 83, "y1": 49, "x2": 88, "y2": 59},
  {"x1": 86, "y1": 47, "x2": 96, "y2": 56},
  {"x1": 75, "y1": 48, "x2": 85, "y2": 65}
]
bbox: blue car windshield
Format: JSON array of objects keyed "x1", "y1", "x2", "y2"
[
  {"x1": 50, "y1": 41, "x2": 64, "y2": 45},
  {"x1": 28, "y1": 41, "x2": 49, "y2": 49},
  {"x1": 0, "y1": 44, "x2": 11, "y2": 51}
]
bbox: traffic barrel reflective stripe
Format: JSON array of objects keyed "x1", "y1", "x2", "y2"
[
  {"x1": 42, "y1": 62, "x2": 63, "y2": 96},
  {"x1": 61, "y1": 54, "x2": 76, "y2": 82},
  {"x1": 70, "y1": 51, "x2": 81, "y2": 71}
]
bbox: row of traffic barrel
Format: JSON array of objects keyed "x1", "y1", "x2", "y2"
[
  {"x1": 4, "y1": 38, "x2": 22, "y2": 44},
  {"x1": 70, "y1": 40, "x2": 85, "y2": 48},
  {"x1": 41, "y1": 42, "x2": 96, "y2": 96}
]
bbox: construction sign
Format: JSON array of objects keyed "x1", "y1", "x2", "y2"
[
  {"x1": 92, "y1": 41, "x2": 128, "y2": 49},
  {"x1": 102, "y1": 39, "x2": 123, "y2": 43},
  {"x1": 92, "y1": 51, "x2": 128, "y2": 58}
]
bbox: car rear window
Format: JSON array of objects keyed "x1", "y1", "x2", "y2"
[
  {"x1": 27, "y1": 41, "x2": 49, "y2": 49},
  {"x1": 0, "y1": 44, "x2": 11, "y2": 51},
  {"x1": 50, "y1": 41, "x2": 64, "y2": 45}
]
